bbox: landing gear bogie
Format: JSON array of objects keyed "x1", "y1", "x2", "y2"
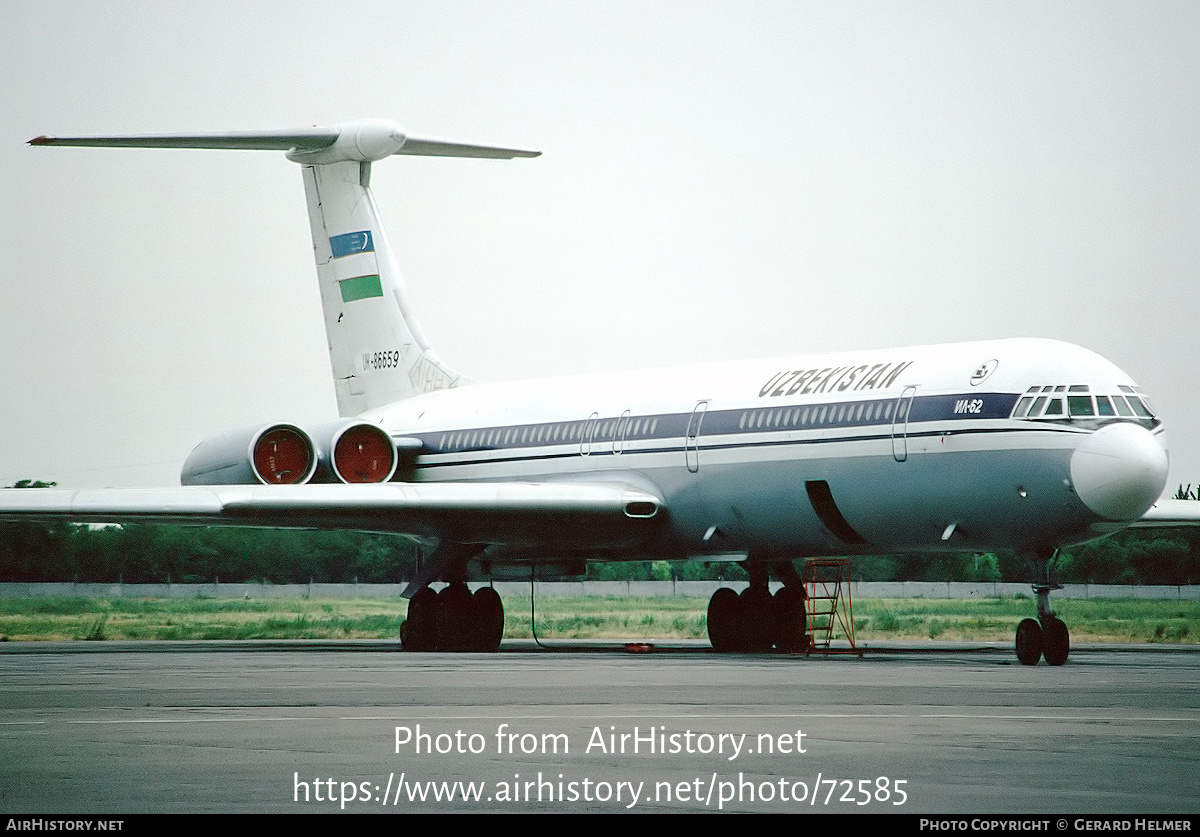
[
  {"x1": 401, "y1": 584, "x2": 506, "y2": 652},
  {"x1": 706, "y1": 584, "x2": 808, "y2": 654}
]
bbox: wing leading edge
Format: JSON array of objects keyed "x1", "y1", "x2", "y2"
[
  {"x1": 1128, "y1": 498, "x2": 1200, "y2": 528},
  {"x1": 0, "y1": 482, "x2": 662, "y2": 549}
]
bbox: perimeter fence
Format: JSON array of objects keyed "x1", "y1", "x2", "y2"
[{"x1": 1, "y1": 581, "x2": 1197, "y2": 600}]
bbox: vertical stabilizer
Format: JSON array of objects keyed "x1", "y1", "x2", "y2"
[
  {"x1": 29, "y1": 119, "x2": 540, "y2": 417},
  {"x1": 302, "y1": 159, "x2": 465, "y2": 415}
]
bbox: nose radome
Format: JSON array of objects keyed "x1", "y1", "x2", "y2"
[{"x1": 1070, "y1": 422, "x2": 1168, "y2": 521}]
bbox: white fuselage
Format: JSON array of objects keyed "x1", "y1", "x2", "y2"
[{"x1": 360, "y1": 336, "x2": 1169, "y2": 562}]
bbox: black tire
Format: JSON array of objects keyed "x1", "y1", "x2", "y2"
[
  {"x1": 1042, "y1": 617, "x2": 1070, "y2": 666},
  {"x1": 706, "y1": 587, "x2": 741, "y2": 652},
  {"x1": 739, "y1": 586, "x2": 775, "y2": 653},
  {"x1": 772, "y1": 586, "x2": 808, "y2": 653},
  {"x1": 402, "y1": 587, "x2": 440, "y2": 652},
  {"x1": 471, "y1": 587, "x2": 505, "y2": 652},
  {"x1": 1015, "y1": 617, "x2": 1043, "y2": 666},
  {"x1": 437, "y1": 584, "x2": 474, "y2": 652}
]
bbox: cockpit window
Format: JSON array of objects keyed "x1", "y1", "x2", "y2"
[
  {"x1": 1011, "y1": 384, "x2": 1156, "y2": 428},
  {"x1": 1068, "y1": 396, "x2": 1094, "y2": 417},
  {"x1": 1128, "y1": 397, "x2": 1153, "y2": 419}
]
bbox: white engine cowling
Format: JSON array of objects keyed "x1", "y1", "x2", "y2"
[
  {"x1": 310, "y1": 420, "x2": 399, "y2": 484},
  {"x1": 181, "y1": 420, "x2": 399, "y2": 485},
  {"x1": 181, "y1": 423, "x2": 318, "y2": 486}
]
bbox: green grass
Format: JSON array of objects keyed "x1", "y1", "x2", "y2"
[
  {"x1": 0, "y1": 597, "x2": 407, "y2": 641},
  {"x1": 0, "y1": 594, "x2": 1195, "y2": 643}
]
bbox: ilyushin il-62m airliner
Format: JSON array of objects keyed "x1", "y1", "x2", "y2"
[{"x1": 2, "y1": 119, "x2": 1194, "y2": 665}]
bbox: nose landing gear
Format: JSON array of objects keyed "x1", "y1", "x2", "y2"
[{"x1": 1015, "y1": 551, "x2": 1070, "y2": 666}]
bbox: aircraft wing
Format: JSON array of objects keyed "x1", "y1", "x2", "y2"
[
  {"x1": 0, "y1": 482, "x2": 662, "y2": 548},
  {"x1": 1127, "y1": 498, "x2": 1200, "y2": 528}
]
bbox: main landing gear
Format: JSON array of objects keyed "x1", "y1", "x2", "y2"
[
  {"x1": 706, "y1": 561, "x2": 809, "y2": 653},
  {"x1": 400, "y1": 583, "x2": 505, "y2": 652},
  {"x1": 1014, "y1": 551, "x2": 1070, "y2": 666}
]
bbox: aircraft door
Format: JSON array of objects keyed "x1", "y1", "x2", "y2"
[
  {"x1": 580, "y1": 412, "x2": 598, "y2": 456},
  {"x1": 613, "y1": 409, "x2": 631, "y2": 454},
  {"x1": 685, "y1": 400, "x2": 708, "y2": 473},
  {"x1": 891, "y1": 386, "x2": 916, "y2": 462}
]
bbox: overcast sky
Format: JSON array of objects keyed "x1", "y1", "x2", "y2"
[{"x1": 1, "y1": 1, "x2": 1197, "y2": 491}]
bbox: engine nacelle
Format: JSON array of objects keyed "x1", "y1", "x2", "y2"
[
  {"x1": 181, "y1": 423, "x2": 318, "y2": 486},
  {"x1": 181, "y1": 420, "x2": 399, "y2": 486},
  {"x1": 309, "y1": 420, "x2": 399, "y2": 484}
]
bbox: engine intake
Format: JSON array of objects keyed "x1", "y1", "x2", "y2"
[
  {"x1": 181, "y1": 423, "x2": 318, "y2": 486},
  {"x1": 328, "y1": 422, "x2": 398, "y2": 483}
]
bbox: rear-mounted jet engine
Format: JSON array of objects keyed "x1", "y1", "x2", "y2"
[{"x1": 181, "y1": 421, "x2": 397, "y2": 485}]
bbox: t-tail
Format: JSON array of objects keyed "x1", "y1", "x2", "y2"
[{"x1": 30, "y1": 119, "x2": 540, "y2": 416}]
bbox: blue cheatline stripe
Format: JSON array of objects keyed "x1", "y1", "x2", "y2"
[
  {"x1": 407, "y1": 393, "x2": 1026, "y2": 457},
  {"x1": 339, "y1": 274, "x2": 384, "y2": 303},
  {"x1": 412, "y1": 425, "x2": 1069, "y2": 473},
  {"x1": 330, "y1": 231, "x2": 374, "y2": 258}
]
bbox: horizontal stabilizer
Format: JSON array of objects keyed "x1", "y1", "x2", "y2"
[
  {"x1": 30, "y1": 120, "x2": 540, "y2": 163},
  {"x1": 396, "y1": 138, "x2": 540, "y2": 159},
  {"x1": 29, "y1": 128, "x2": 341, "y2": 152}
]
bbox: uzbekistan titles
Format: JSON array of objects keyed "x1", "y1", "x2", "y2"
[{"x1": 758, "y1": 361, "x2": 913, "y2": 399}]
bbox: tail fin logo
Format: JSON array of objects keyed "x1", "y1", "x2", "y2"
[
  {"x1": 330, "y1": 231, "x2": 374, "y2": 258},
  {"x1": 339, "y1": 274, "x2": 384, "y2": 303}
]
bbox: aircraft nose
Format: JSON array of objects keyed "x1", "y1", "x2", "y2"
[{"x1": 1070, "y1": 422, "x2": 1168, "y2": 521}]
